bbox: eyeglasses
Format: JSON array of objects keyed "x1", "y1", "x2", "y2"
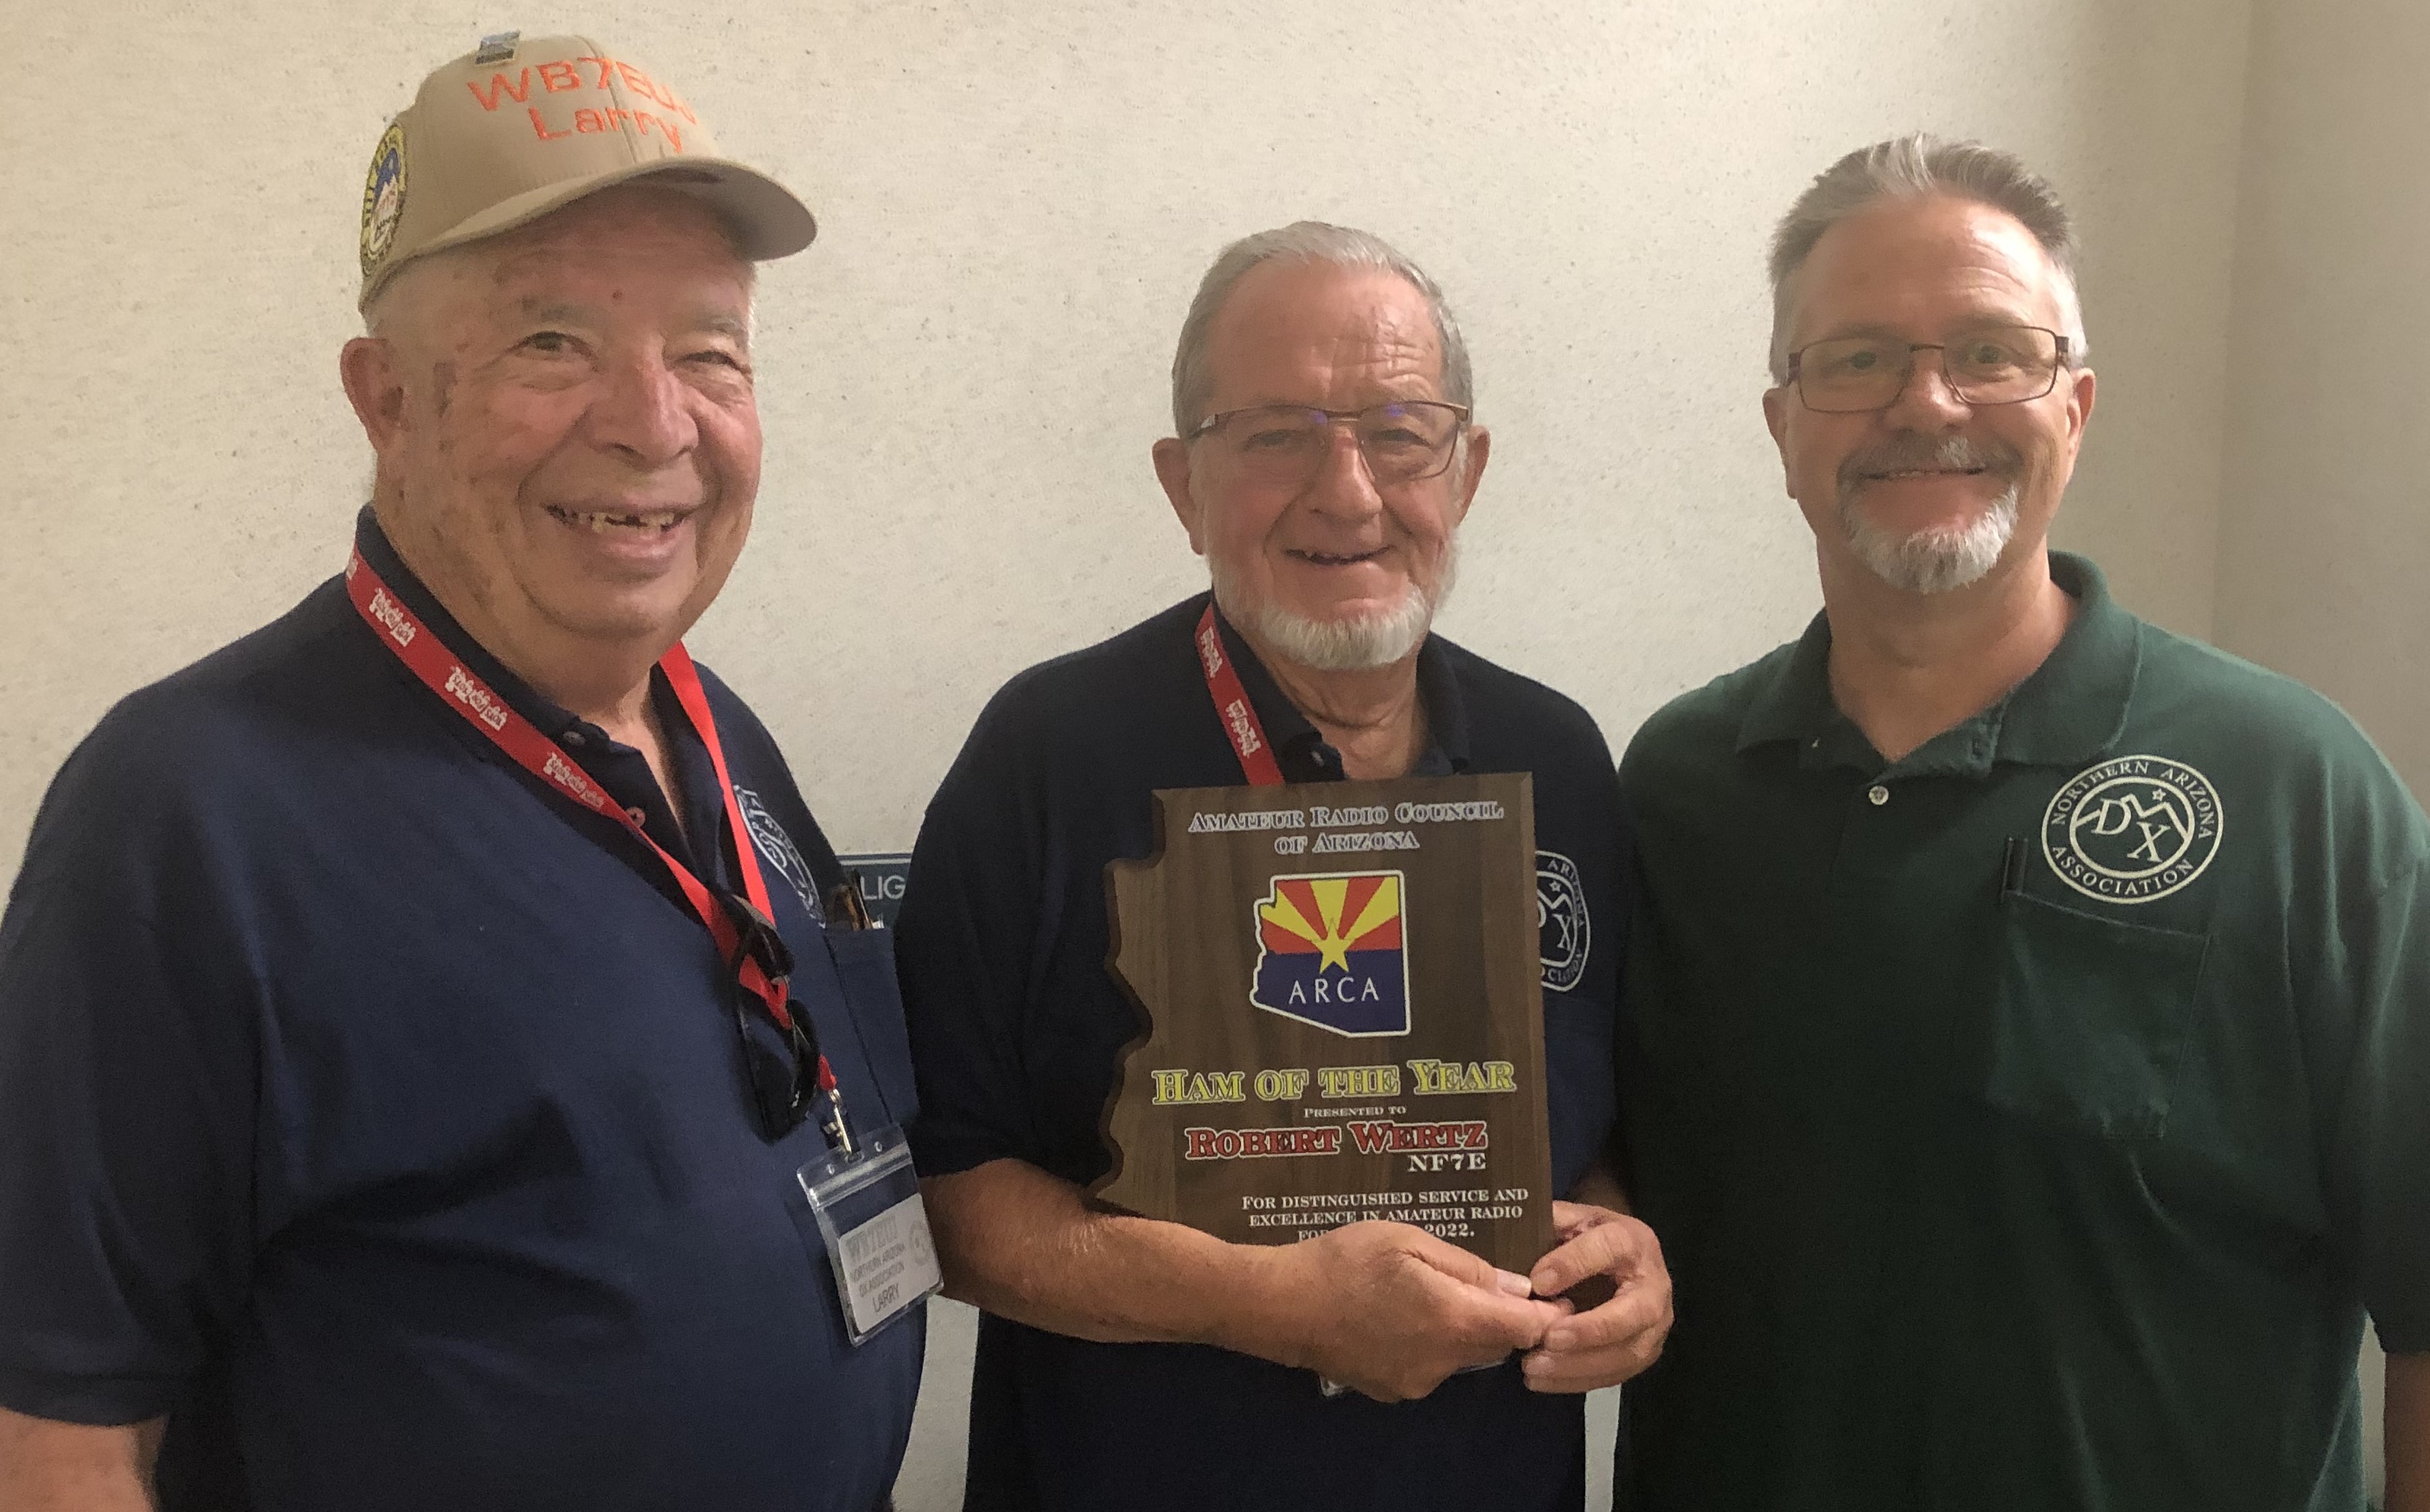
[
  {"x1": 1785, "y1": 325, "x2": 2070, "y2": 413},
  {"x1": 1185, "y1": 400, "x2": 1471, "y2": 486}
]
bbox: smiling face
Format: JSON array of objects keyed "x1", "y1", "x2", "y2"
[
  {"x1": 1763, "y1": 194, "x2": 2094, "y2": 597},
  {"x1": 1152, "y1": 259, "x2": 1487, "y2": 672},
  {"x1": 344, "y1": 186, "x2": 759, "y2": 697}
]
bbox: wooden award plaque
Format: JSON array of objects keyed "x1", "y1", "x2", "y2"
[{"x1": 1096, "y1": 772, "x2": 1555, "y2": 1273}]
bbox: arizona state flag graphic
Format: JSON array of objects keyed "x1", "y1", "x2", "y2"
[{"x1": 1250, "y1": 872, "x2": 1411, "y2": 1036}]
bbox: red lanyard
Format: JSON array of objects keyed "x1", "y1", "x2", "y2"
[
  {"x1": 1196, "y1": 602, "x2": 1285, "y2": 786},
  {"x1": 345, "y1": 548, "x2": 837, "y2": 1101}
]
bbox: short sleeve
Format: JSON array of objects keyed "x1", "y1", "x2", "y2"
[
  {"x1": 0, "y1": 728, "x2": 258, "y2": 1424},
  {"x1": 1536, "y1": 739, "x2": 1629, "y2": 1197},
  {"x1": 894, "y1": 695, "x2": 1052, "y2": 1179},
  {"x1": 2322, "y1": 853, "x2": 2430, "y2": 1352}
]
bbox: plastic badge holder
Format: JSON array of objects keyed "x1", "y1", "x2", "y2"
[{"x1": 797, "y1": 1124, "x2": 942, "y2": 1346}]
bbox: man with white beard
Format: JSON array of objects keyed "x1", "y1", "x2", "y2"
[
  {"x1": 1617, "y1": 136, "x2": 2430, "y2": 1512},
  {"x1": 895, "y1": 222, "x2": 1671, "y2": 1510}
]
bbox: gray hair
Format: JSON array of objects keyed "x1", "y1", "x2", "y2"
[
  {"x1": 1768, "y1": 133, "x2": 2086, "y2": 381},
  {"x1": 1170, "y1": 221, "x2": 1473, "y2": 436}
]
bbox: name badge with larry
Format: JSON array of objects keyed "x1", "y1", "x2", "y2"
[{"x1": 799, "y1": 1125, "x2": 940, "y2": 1346}]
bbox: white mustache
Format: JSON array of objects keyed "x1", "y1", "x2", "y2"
[{"x1": 1839, "y1": 435, "x2": 2020, "y2": 489}]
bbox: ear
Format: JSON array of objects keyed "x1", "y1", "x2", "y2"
[
  {"x1": 1152, "y1": 437, "x2": 1208, "y2": 555},
  {"x1": 1447, "y1": 425, "x2": 1490, "y2": 529},
  {"x1": 2062, "y1": 365, "x2": 2097, "y2": 454},
  {"x1": 341, "y1": 336, "x2": 411, "y2": 456},
  {"x1": 1762, "y1": 386, "x2": 1795, "y2": 499}
]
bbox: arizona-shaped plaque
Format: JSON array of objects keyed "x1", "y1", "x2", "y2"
[{"x1": 1097, "y1": 772, "x2": 1553, "y2": 1273}]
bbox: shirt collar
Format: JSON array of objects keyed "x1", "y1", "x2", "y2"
[
  {"x1": 1734, "y1": 550, "x2": 2140, "y2": 775},
  {"x1": 353, "y1": 505, "x2": 589, "y2": 745},
  {"x1": 352, "y1": 506, "x2": 731, "y2": 871},
  {"x1": 1204, "y1": 595, "x2": 1471, "y2": 780},
  {"x1": 1733, "y1": 609, "x2": 1839, "y2": 758}
]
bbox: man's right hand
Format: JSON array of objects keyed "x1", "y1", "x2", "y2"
[{"x1": 1257, "y1": 1220, "x2": 1568, "y2": 1403}]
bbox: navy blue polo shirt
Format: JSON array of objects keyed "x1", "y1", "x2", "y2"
[
  {"x1": 896, "y1": 594, "x2": 1630, "y2": 1512},
  {"x1": 0, "y1": 510, "x2": 924, "y2": 1511}
]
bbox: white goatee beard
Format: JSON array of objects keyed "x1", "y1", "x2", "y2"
[
  {"x1": 1841, "y1": 479, "x2": 2020, "y2": 596},
  {"x1": 1210, "y1": 541, "x2": 1456, "y2": 672}
]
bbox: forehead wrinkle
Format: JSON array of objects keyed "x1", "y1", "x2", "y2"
[
  {"x1": 1227, "y1": 344, "x2": 1441, "y2": 411},
  {"x1": 1810, "y1": 302, "x2": 2049, "y2": 344},
  {"x1": 1211, "y1": 284, "x2": 1444, "y2": 409},
  {"x1": 516, "y1": 295, "x2": 593, "y2": 325},
  {"x1": 1792, "y1": 205, "x2": 2070, "y2": 352},
  {"x1": 1310, "y1": 287, "x2": 1436, "y2": 362},
  {"x1": 479, "y1": 239, "x2": 744, "y2": 306},
  {"x1": 488, "y1": 292, "x2": 750, "y2": 346},
  {"x1": 697, "y1": 311, "x2": 751, "y2": 345}
]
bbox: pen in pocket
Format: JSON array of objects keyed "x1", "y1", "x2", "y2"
[{"x1": 823, "y1": 872, "x2": 878, "y2": 931}]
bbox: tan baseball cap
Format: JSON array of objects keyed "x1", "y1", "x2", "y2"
[{"x1": 357, "y1": 31, "x2": 816, "y2": 309}]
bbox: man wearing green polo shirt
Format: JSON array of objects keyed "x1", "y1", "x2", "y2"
[{"x1": 1617, "y1": 133, "x2": 2429, "y2": 1512}]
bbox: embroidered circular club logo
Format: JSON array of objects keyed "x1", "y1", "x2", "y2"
[
  {"x1": 360, "y1": 122, "x2": 408, "y2": 276},
  {"x1": 1536, "y1": 850, "x2": 1590, "y2": 992},
  {"x1": 733, "y1": 785, "x2": 820, "y2": 916},
  {"x1": 2040, "y1": 755, "x2": 2224, "y2": 904}
]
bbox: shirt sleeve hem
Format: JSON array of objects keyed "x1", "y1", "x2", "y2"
[
  {"x1": 0, "y1": 1363, "x2": 184, "y2": 1427},
  {"x1": 907, "y1": 1127, "x2": 1024, "y2": 1179},
  {"x1": 2372, "y1": 1313, "x2": 2430, "y2": 1356}
]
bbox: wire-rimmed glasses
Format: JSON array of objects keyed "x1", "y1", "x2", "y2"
[
  {"x1": 1184, "y1": 400, "x2": 1471, "y2": 486},
  {"x1": 1786, "y1": 325, "x2": 2070, "y2": 413}
]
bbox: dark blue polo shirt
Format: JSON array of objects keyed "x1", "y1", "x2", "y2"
[
  {"x1": 0, "y1": 511, "x2": 924, "y2": 1511},
  {"x1": 896, "y1": 594, "x2": 1630, "y2": 1512}
]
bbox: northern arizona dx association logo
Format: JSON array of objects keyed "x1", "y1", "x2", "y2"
[
  {"x1": 2040, "y1": 754, "x2": 2224, "y2": 904},
  {"x1": 1250, "y1": 872, "x2": 1410, "y2": 1036},
  {"x1": 1536, "y1": 850, "x2": 1590, "y2": 993}
]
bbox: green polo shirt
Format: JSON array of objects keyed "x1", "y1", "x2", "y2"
[{"x1": 1617, "y1": 552, "x2": 2429, "y2": 1512}]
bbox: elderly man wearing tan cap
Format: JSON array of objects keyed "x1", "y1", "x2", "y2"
[{"x1": 0, "y1": 33, "x2": 929, "y2": 1511}]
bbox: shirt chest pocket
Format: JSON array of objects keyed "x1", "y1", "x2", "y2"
[
  {"x1": 816, "y1": 928, "x2": 920, "y2": 1130},
  {"x1": 1987, "y1": 891, "x2": 2210, "y2": 1139}
]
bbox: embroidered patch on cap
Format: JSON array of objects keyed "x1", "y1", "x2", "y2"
[{"x1": 359, "y1": 122, "x2": 408, "y2": 277}]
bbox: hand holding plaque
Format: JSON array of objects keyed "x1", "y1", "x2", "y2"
[{"x1": 1097, "y1": 771, "x2": 1554, "y2": 1276}]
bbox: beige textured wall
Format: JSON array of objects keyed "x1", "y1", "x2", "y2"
[
  {"x1": 0, "y1": 0, "x2": 2250, "y2": 880},
  {"x1": 0, "y1": 2, "x2": 2288, "y2": 1508},
  {"x1": 2215, "y1": 1, "x2": 2430, "y2": 1499},
  {"x1": 2216, "y1": 0, "x2": 2429, "y2": 800}
]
